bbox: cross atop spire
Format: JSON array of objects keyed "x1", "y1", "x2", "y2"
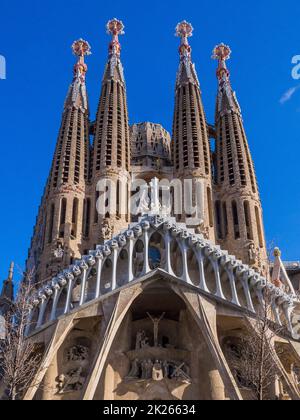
[
  {"x1": 106, "y1": 18, "x2": 125, "y2": 58},
  {"x1": 212, "y1": 43, "x2": 231, "y2": 81},
  {"x1": 175, "y1": 21, "x2": 193, "y2": 59}
]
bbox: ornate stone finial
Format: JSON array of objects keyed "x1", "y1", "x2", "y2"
[
  {"x1": 212, "y1": 43, "x2": 231, "y2": 80},
  {"x1": 106, "y1": 18, "x2": 125, "y2": 57},
  {"x1": 72, "y1": 39, "x2": 92, "y2": 57},
  {"x1": 212, "y1": 43, "x2": 231, "y2": 61},
  {"x1": 274, "y1": 247, "x2": 282, "y2": 258},
  {"x1": 8, "y1": 262, "x2": 14, "y2": 282},
  {"x1": 175, "y1": 21, "x2": 193, "y2": 59},
  {"x1": 175, "y1": 21, "x2": 194, "y2": 38},
  {"x1": 71, "y1": 39, "x2": 91, "y2": 83}
]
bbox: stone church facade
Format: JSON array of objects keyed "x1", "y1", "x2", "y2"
[{"x1": 1, "y1": 20, "x2": 300, "y2": 400}]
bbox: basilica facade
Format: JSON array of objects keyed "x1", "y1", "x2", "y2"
[{"x1": 1, "y1": 19, "x2": 300, "y2": 400}]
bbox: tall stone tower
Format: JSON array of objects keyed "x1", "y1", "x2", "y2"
[
  {"x1": 172, "y1": 22, "x2": 214, "y2": 240},
  {"x1": 89, "y1": 19, "x2": 131, "y2": 247},
  {"x1": 26, "y1": 40, "x2": 91, "y2": 282},
  {"x1": 212, "y1": 44, "x2": 267, "y2": 273}
]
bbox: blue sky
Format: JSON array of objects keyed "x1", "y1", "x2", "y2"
[{"x1": 0, "y1": 0, "x2": 299, "y2": 283}]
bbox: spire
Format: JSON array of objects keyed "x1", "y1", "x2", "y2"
[
  {"x1": 103, "y1": 18, "x2": 125, "y2": 85},
  {"x1": 175, "y1": 21, "x2": 200, "y2": 88},
  {"x1": 92, "y1": 18, "x2": 130, "y2": 176},
  {"x1": 64, "y1": 39, "x2": 91, "y2": 112},
  {"x1": 0, "y1": 262, "x2": 14, "y2": 314},
  {"x1": 212, "y1": 43, "x2": 241, "y2": 116}
]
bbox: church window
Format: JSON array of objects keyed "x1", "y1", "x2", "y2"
[{"x1": 232, "y1": 201, "x2": 240, "y2": 239}]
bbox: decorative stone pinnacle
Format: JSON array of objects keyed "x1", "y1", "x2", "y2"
[
  {"x1": 274, "y1": 247, "x2": 282, "y2": 258},
  {"x1": 72, "y1": 39, "x2": 92, "y2": 57},
  {"x1": 175, "y1": 21, "x2": 194, "y2": 38},
  {"x1": 8, "y1": 261, "x2": 14, "y2": 282},
  {"x1": 106, "y1": 18, "x2": 125, "y2": 57},
  {"x1": 106, "y1": 18, "x2": 125, "y2": 37},
  {"x1": 212, "y1": 43, "x2": 231, "y2": 61},
  {"x1": 212, "y1": 43, "x2": 231, "y2": 81},
  {"x1": 175, "y1": 21, "x2": 193, "y2": 59}
]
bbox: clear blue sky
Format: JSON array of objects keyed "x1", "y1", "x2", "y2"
[{"x1": 0, "y1": 0, "x2": 299, "y2": 283}]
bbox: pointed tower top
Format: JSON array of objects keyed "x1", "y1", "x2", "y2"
[
  {"x1": 64, "y1": 39, "x2": 91, "y2": 112},
  {"x1": 106, "y1": 18, "x2": 125, "y2": 57},
  {"x1": 175, "y1": 21, "x2": 193, "y2": 59},
  {"x1": 7, "y1": 262, "x2": 14, "y2": 282},
  {"x1": 212, "y1": 43, "x2": 231, "y2": 80},
  {"x1": 175, "y1": 21, "x2": 199, "y2": 87},
  {"x1": 71, "y1": 39, "x2": 91, "y2": 82},
  {"x1": 212, "y1": 43, "x2": 241, "y2": 115}
]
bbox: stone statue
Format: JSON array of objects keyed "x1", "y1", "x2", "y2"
[
  {"x1": 126, "y1": 359, "x2": 140, "y2": 380},
  {"x1": 138, "y1": 187, "x2": 150, "y2": 215},
  {"x1": 163, "y1": 360, "x2": 170, "y2": 379},
  {"x1": 248, "y1": 242, "x2": 258, "y2": 265},
  {"x1": 136, "y1": 330, "x2": 150, "y2": 350},
  {"x1": 152, "y1": 360, "x2": 164, "y2": 381},
  {"x1": 101, "y1": 219, "x2": 112, "y2": 241},
  {"x1": 57, "y1": 367, "x2": 85, "y2": 394},
  {"x1": 147, "y1": 312, "x2": 165, "y2": 347},
  {"x1": 53, "y1": 242, "x2": 64, "y2": 260},
  {"x1": 67, "y1": 345, "x2": 89, "y2": 362},
  {"x1": 141, "y1": 359, "x2": 153, "y2": 380},
  {"x1": 196, "y1": 222, "x2": 209, "y2": 240}
]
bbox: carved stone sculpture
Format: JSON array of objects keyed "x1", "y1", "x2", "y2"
[
  {"x1": 67, "y1": 345, "x2": 89, "y2": 362},
  {"x1": 57, "y1": 367, "x2": 85, "y2": 394},
  {"x1": 101, "y1": 219, "x2": 112, "y2": 241},
  {"x1": 152, "y1": 360, "x2": 164, "y2": 381}
]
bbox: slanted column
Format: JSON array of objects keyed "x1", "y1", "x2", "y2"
[
  {"x1": 208, "y1": 250, "x2": 225, "y2": 300},
  {"x1": 142, "y1": 221, "x2": 151, "y2": 275},
  {"x1": 95, "y1": 249, "x2": 104, "y2": 299},
  {"x1": 79, "y1": 261, "x2": 89, "y2": 306},
  {"x1": 126, "y1": 230, "x2": 135, "y2": 282},
  {"x1": 195, "y1": 243, "x2": 209, "y2": 292},
  {"x1": 110, "y1": 241, "x2": 119, "y2": 291},
  {"x1": 163, "y1": 228, "x2": 175, "y2": 275},
  {"x1": 221, "y1": 258, "x2": 241, "y2": 307},
  {"x1": 50, "y1": 283, "x2": 61, "y2": 322},
  {"x1": 36, "y1": 293, "x2": 48, "y2": 329},
  {"x1": 179, "y1": 232, "x2": 192, "y2": 284}
]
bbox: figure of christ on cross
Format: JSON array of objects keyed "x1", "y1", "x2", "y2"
[{"x1": 147, "y1": 312, "x2": 166, "y2": 347}]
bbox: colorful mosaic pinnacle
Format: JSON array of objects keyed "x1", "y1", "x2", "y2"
[
  {"x1": 212, "y1": 43, "x2": 231, "y2": 61},
  {"x1": 72, "y1": 39, "x2": 92, "y2": 57},
  {"x1": 175, "y1": 20, "x2": 194, "y2": 38}
]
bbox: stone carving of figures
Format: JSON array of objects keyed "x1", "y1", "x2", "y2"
[
  {"x1": 163, "y1": 360, "x2": 169, "y2": 379},
  {"x1": 57, "y1": 367, "x2": 85, "y2": 394},
  {"x1": 152, "y1": 360, "x2": 164, "y2": 381},
  {"x1": 196, "y1": 222, "x2": 209, "y2": 240},
  {"x1": 136, "y1": 330, "x2": 144, "y2": 350},
  {"x1": 67, "y1": 345, "x2": 89, "y2": 362},
  {"x1": 126, "y1": 359, "x2": 140, "y2": 380},
  {"x1": 101, "y1": 219, "x2": 112, "y2": 241},
  {"x1": 53, "y1": 242, "x2": 64, "y2": 260},
  {"x1": 141, "y1": 359, "x2": 153, "y2": 380}
]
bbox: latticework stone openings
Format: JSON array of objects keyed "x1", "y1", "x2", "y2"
[{"x1": 212, "y1": 43, "x2": 267, "y2": 274}]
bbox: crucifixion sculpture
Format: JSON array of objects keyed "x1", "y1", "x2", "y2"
[{"x1": 147, "y1": 312, "x2": 166, "y2": 347}]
